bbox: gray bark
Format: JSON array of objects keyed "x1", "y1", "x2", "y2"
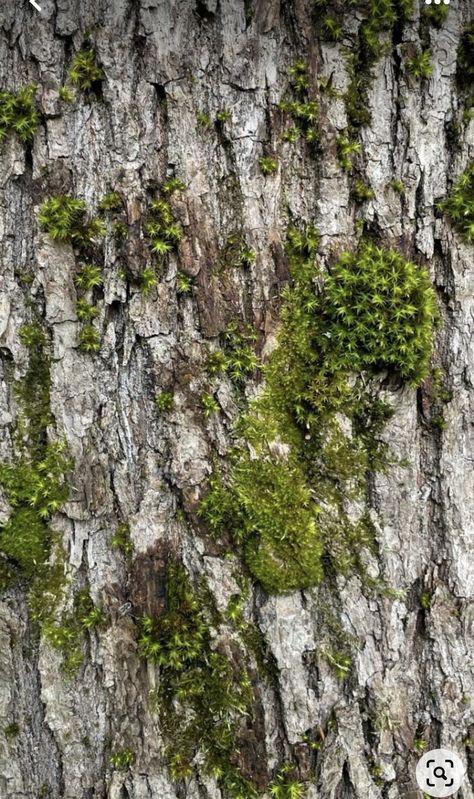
[{"x1": 0, "y1": 1, "x2": 473, "y2": 798}]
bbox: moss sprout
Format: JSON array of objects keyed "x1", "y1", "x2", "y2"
[
  {"x1": 269, "y1": 764, "x2": 305, "y2": 799},
  {"x1": 138, "y1": 268, "x2": 158, "y2": 295},
  {"x1": 59, "y1": 86, "x2": 75, "y2": 104},
  {"x1": 201, "y1": 392, "x2": 220, "y2": 416},
  {"x1": 68, "y1": 49, "x2": 104, "y2": 91},
  {"x1": 337, "y1": 134, "x2": 360, "y2": 171},
  {"x1": 110, "y1": 749, "x2": 136, "y2": 770},
  {"x1": 155, "y1": 392, "x2": 175, "y2": 412},
  {"x1": 196, "y1": 111, "x2": 212, "y2": 128},
  {"x1": 259, "y1": 155, "x2": 278, "y2": 175},
  {"x1": 423, "y1": 4, "x2": 449, "y2": 28},
  {"x1": 75, "y1": 264, "x2": 103, "y2": 290},
  {"x1": 406, "y1": 49, "x2": 433, "y2": 80},
  {"x1": 78, "y1": 324, "x2": 100, "y2": 352},
  {"x1": 321, "y1": 15, "x2": 343, "y2": 42},
  {"x1": 176, "y1": 271, "x2": 193, "y2": 294},
  {"x1": 111, "y1": 523, "x2": 134, "y2": 555},
  {"x1": 99, "y1": 192, "x2": 123, "y2": 212},
  {"x1": 352, "y1": 180, "x2": 374, "y2": 203}
]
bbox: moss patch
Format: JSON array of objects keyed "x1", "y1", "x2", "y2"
[
  {"x1": 200, "y1": 228, "x2": 437, "y2": 593},
  {"x1": 142, "y1": 559, "x2": 260, "y2": 797}
]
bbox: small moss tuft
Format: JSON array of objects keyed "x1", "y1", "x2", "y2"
[
  {"x1": 68, "y1": 49, "x2": 104, "y2": 91},
  {"x1": 259, "y1": 155, "x2": 278, "y2": 175},
  {"x1": 0, "y1": 84, "x2": 40, "y2": 142}
]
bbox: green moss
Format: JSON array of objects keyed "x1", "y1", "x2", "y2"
[
  {"x1": 200, "y1": 228, "x2": 437, "y2": 594},
  {"x1": 422, "y1": 4, "x2": 448, "y2": 28},
  {"x1": 216, "y1": 109, "x2": 231, "y2": 123},
  {"x1": 39, "y1": 587, "x2": 105, "y2": 675},
  {"x1": 110, "y1": 523, "x2": 134, "y2": 555},
  {"x1": 0, "y1": 84, "x2": 40, "y2": 142},
  {"x1": 321, "y1": 15, "x2": 343, "y2": 42},
  {"x1": 146, "y1": 188, "x2": 183, "y2": 261},
  {"x1": 278, "y1": 63, "x2": 319, "y2": 147},
  {"x1": 110, "y1": 749, "x2": 136, "y2": 770},
  {"x1": 196, "y1": 111, "x2": 212, "y2": 128},
  {"x1": 113, "y1": 220, "x2": 127, "y2": 242},
  {"x1": 269, "y1": 764, "x2": 305, "y2": 799},
  {"x1": 387, "y1": 179, "x2": 405, "y2": 195},
  {"x1": 58, "y1": 86, "x2": 75, "y2": 104},
  {"x1": 138, "y1": 267, "x2": 158, "y2": 295},
  {"x1": 176, "y1": 271, "x2": 193, "y2": 294},
  {"x1": 76, "y1": 299, "x2": 98, "y2": 322},
  {"x1": 320, "y1": 242, "x2": 436, "y2": 382},
  {"x1": 4, "y1": 722, "x2": 20, "y2": 739},
  {"x1": 155, "y1": 392, "x2": 175, "y2": 412},
  {"x1": 259, "y1": 155, "x2": 278, "y2": 176},
  {"x1": 141, "y1": 560, "x2": 257, "y2": 795},
  {"x1": 221, "y1": 321, "x2": 259, "y2": 384},
  {"x1": 78, "y1": 324, "x2": 100, "y2": 352},
  {"x1": 406, "y1": 49, "x2": 433, "y2": 80},
  {"x1": 419, "y1": 591, "x2": 431, "y2": 610},
  {"x1": 162, "y1": 177, "x2": 186, "y2": 195},
  {"x1": 68, "y1": 50, "x2": 104, "y2": 91},
  {"x1": 99, "y1": 192, "x2": 122, "y2": 212},
  {"x1": 201, "y1": 392, "x2": 220, "y2": 416},
  {"x1": 337, "y1": 134, "x2": 360, "y2": 171},
  {"x1": 352, "y1": 180, "x2": 374, "y2": 203},
  {"x1": 39, "y1": 197, "x2": 105, "y2": 244},
  {"x1": 75, "y1": 264, "x2": 103, "y2": 290},
  {"x1": 441, "y1": 163, "x2": 474, "y2": 243}
]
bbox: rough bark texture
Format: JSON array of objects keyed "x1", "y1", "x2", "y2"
[{"x1": 0, "y1": 1, "x2": 473, "y2": 798}]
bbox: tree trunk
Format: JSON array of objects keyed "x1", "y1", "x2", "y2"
[{"x1": 0, "y1": 1, "x2": 473, "y2": 798}]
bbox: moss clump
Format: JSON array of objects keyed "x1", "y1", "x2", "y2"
[
  {"x1": 155, "y1": 392, "x2": 175, "y2": 412},
  {"x1": 259, "y1": 155, "x2": 278, "y2": 175},
  {"x1": 68, "y1": 50, "x2": 104, "y2": 91},
  {"x1": 99, "y1": 192, "x2": 122, "y2": 212},
  {"x1": 277, "y1": 63, "x2": 319, "y2": 146},
  {"x1": 176, "y1": 271, "x2": 193, "y2": 294},
  {"x1": 406, "y1": 49, "x2": 433, "y2": 80},
  {"x1": 39, "y1": 197, "x2": 105, "y2": 244},
  {"x1": 337, "y1": 134, "x2": 360, "y2": 171},
  {"x1": 200, "y1": 227, "x2": 437, "y2": 593},
  {"x1": 320, "y1": 242, "x2": 436, "y2": 383},
  {"x1": 110, "y1": 522, "x2": 134, "y2": 555},
  {"x1": 59, "y1": 86, "x2": 75, "y2": 104},
  {"x1": 140, "y1": 182, "x2": 185, "y2": 290},
  {"x1": 141, "y1": 560, "x2": 257, "y2": 796},
  {"x1": 110, "y1": 749, "x2": 136, "y2": 770},
  {"x1": 441, "y1": 163, "x2": 474, "y2": 243},
  {"x1": 0, "y1": 84, "x2": 40, "y2": 142},
  {"x1": 352, "y1": 180, "x2": 374, "y2": 203}
]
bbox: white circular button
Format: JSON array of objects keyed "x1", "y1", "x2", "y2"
[{"x1": 416, "y1": 749, "x2": 466, "y2": 797}]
